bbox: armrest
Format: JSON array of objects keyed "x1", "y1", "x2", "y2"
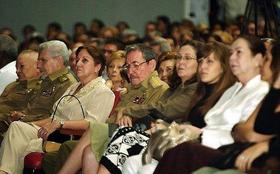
[{"x1": 59, "y1": 128, "x2": 85, "y2": 136}]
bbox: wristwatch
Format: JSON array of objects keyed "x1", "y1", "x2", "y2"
[{"x1": 59, "y1": 120, "x2": 65, "y2": 129}]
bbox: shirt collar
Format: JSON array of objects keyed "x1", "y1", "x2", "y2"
[{"x1": 244, "y1": 74, "x2": 262, "y2": 88}]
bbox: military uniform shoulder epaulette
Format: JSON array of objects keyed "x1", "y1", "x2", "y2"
[
  {"x1": 58, "y1": 75, "x2": 69, "y2": 83},
  {"x1": 58, "y1": 72, "x2": 76, "y2": 83},
  {"x1": 149, "y1": 75, "x2": 168, "y2": 88}
]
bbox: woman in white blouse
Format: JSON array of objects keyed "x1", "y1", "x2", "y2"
[{"x1": 0, "y1": 46, "x2": 115, "y2": 174}]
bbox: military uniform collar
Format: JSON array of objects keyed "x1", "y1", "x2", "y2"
[
  {"x1": 131, "y1": 71, "x2": 158, "y2": 89},
  {"x1": 27, "y1": 78, "x2": 40, "y2": 88},
  {"x1": 48, "y1": 67, "x2": 69, "y2": 81},
  {"x1": 17, "y1": 79, "x2": 27, "y2": 85}
]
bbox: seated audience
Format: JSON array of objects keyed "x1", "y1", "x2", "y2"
[
  {"x1": 94, "y1": 41, "x2": 203, "y2": 174},
  {"x1": 194, "y1": 40, "x2": 280, "y2": 174},
  {"x1": 43, "y1": 44, "x2": 169, "y2": 174},
  {"x1": 154, "y1": 35, "x2": 270, "y2": 174},
  {"x1": 118, "y1": 41, "x2": 236, "y2": 174}
]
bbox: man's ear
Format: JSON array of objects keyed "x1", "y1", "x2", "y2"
[
  {"x1": 57, "y1": 56, "x2": 65, "y2": 66},
  {"x1": 148, "y1": 59, "x2": 157, "y2": 71}
]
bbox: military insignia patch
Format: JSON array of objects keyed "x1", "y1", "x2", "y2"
[
  {"x1": 132, "y1": 94, "x2": 145, "y2": 104},
  {"x1": 42, "y1": 86, "x2": 56, "y2": 96}
]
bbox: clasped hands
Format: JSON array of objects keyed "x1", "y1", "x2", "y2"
[{"x1": 37, "y1": 120, "x2": 60, "y2": 141}]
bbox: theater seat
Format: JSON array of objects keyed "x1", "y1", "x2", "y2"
[
  {"x1": 24, "y1": 129, "x2": 85, "y2": 173},
  {"x1": 24, "y1": 152, "x2": 44, "y2": 171}
]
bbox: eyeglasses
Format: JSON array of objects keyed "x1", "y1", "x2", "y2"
[
  {"x1": 122, "y1": 61, "x2": 147, "y2": 71},
  {"x1": 176, "y1": 55, "x2": 197, "y2": 61}
]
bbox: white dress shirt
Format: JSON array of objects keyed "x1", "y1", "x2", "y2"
[
  {"x1": 201, "y1": 75, "x2": 269, "y2": 148},
  {"x1": 0, "y1": 61, "x2": 17, "y2": 94}
]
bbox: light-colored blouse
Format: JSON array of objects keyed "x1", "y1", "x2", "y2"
[{"x1": 53, "y1": 77, "x2": 115, "y2": 122}]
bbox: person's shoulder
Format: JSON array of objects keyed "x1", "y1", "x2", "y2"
[
  {"x1": 5, "y1": 80, "x2": 18, "y2": 88},
  {"x1": 58, "y1": 70, "x2": 77, "y2": 84},
  {"x1": 149, "y1": 73, "x2": 169, "y2": 90},
  {"x1": 96, "y1": 80, "x2": 114, "y2": 94},
  {"x1": 0, "y1": 81, "x2": 18, "y2": 95}
]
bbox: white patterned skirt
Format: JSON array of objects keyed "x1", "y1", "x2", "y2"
[{"x1": 100, "y1": 126, "x2": 150, "y2": 174}]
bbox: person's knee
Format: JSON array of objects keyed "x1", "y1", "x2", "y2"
[{"x1": 82, "y1": 145, "x2": 95, "y2": 161}]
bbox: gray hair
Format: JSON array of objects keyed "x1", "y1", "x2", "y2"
[
  {"x1": 39, "y1": 40, "x2": 69, "y2": 65},
  {"x1": 125, "y1": 43, "x2": 157, "y2": 63},
  {"x1": 151, "y1": 37, "x2": 172, "y2": 53}
]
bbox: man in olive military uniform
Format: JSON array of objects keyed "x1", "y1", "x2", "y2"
[
  {"x1": 0, "y1": 50, "x2": 41, "y2": 137},
  {"x1": 43, "y1": 44, "x2": 169, "y2": 174}
]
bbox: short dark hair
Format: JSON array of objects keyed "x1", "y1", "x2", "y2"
[
  {"x1": 76, "y1": 45, "x2": 106, "y2": 76},
  {"x1": 125, "y1": 44, "x2": 157, "y2": 62},
  {"x1": 91, "y1": 19, "x2": 105, "y2": 29},
  {"x1": 48, "y1": 22, "x2": 62, "y2": 32},
  {"x1": 74, "y1": 22, "x2": 87, "y2": 29},
  {"x1": 104, "y1": 38, "x2": 125, "y2": 50}
]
